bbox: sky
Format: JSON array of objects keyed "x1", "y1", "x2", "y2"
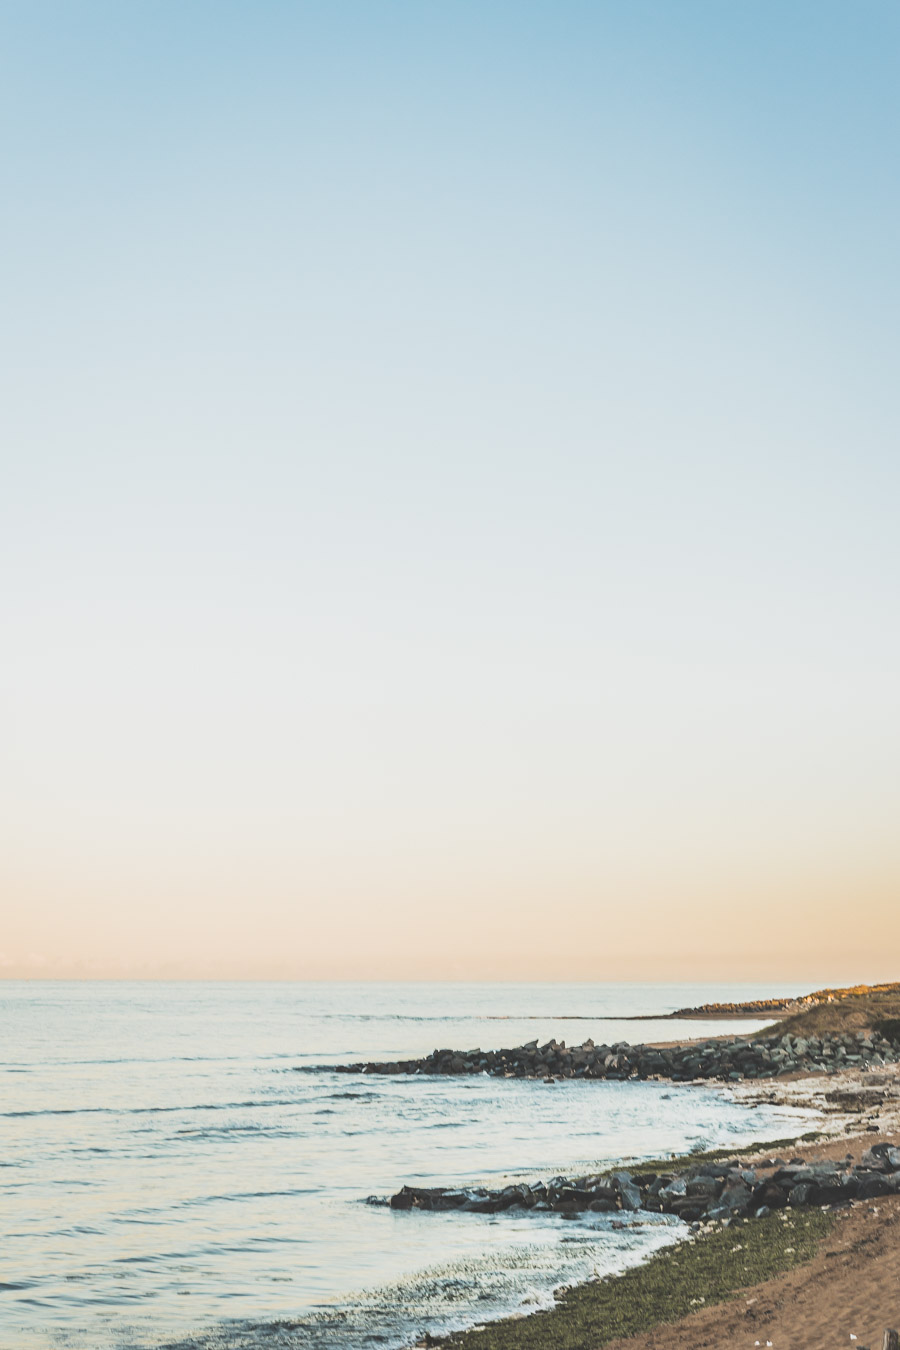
[{"x1": 2, "y1": 1, "x2": 898, "y2": 983}]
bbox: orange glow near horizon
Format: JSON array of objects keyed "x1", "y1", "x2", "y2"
[{"x1": 4, "y1": 615, "x2": 898, "y2": 982}]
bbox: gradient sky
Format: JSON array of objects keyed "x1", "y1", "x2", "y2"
[{"x1": 2, "y1": 1, "x2": 899, "y2": 982}]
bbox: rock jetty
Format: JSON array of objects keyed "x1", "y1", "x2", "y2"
[
  {"x1": 387, "y1": 1141, "x2": 900, "y2": 1224},
  {"x1": 329, "y1": 1029, "x2": 900, "y2": 1083},
  {"x1": 667, "y1": 996, "x2": 804, "y2": 1018}
]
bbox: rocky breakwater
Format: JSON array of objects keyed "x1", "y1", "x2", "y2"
[
  {"x1": 668, "y1": 997, "x2": 802, "y2": 1018},
  {"x1": 332, "y1": 1029, "x2": 900, "y2": 1083},
  {"x1": 387, "y1": 1141, "x2": 900, "y2": 1225}
]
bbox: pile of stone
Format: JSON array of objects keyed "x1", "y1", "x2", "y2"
[
  {"x1": 330, "y1": 1030, "x2": 900, "y2": 1083},
  {"x1": 669, "y1": 997, "x2": 800, "y2": 1017},
  {"x1": 387, "y1": 1141, "x2": 900, "y2": 1224}
]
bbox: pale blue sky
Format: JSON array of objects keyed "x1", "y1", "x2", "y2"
[{"x1": 2, "y1": 2, "x2": 899, "y2": 979}]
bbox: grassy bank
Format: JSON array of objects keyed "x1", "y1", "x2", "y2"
[
  {"x1": 439, "y1": 1206, "x2": 834, "y2": 1349},
  {"x1": 761, "y1": 983, "x2": 900, "y2": 1039}
]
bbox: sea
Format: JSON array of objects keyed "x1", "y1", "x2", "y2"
[{"x1": 1, "y1": 981, "x2": 821, "y2": 1350}]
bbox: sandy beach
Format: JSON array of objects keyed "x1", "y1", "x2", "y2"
[
  {"x1": 605, "y1": 1192, "x2": 900, "y2": 1350},
  {"x1": 606, "y1": 1071, "x2": 900, "y2": 1350},
  {"x1": 440, "y1": 1055, "x2": 900, "y2": 1350}
]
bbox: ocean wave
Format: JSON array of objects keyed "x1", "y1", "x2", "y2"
[
  {"x1": 156, "y1": 1219, "x2": 683, "y2": 1350},
  {"x1": 1, "y1": 1098, "x2": 304, "y2": 1119}
]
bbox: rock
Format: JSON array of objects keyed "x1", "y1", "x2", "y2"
[
  {"x1": 751, "y1": 1180, "x2": 788, "y2": 1211},
  {"x1": 861, "y1": 1143, "x2": 900, "y2": 1172},
  {"x1": 856, "y1": 1174, "x2": 894, "y2": 1200},
  {"x1": 666, "y1": 1198, "x2": 709, "y2": 1221},
  {"x1": 557, "y1": 1187, "x2": 593, "y2": 1209},
  {"x1": 686, "y1": 1176, "x2": 721, "y2": 1200},
  {"x1": 589, "y1": 1184, "x2": 619, "y2": 1206},
  {"x1": 658, "y1": 1176, "x2": 688, "y2": 1205},
  {"x1": 806, "y1": 1181, "x2": 850, "y2": 1206},
  {"x1": 325, "y1": 1024, "x2": 895, "y2": 1084},
  {"x1": 390, "y1": 1185, "x2": 466, "y2": 1211},
  {"x1": 551, "y1": 1199, "x2": 583, "y2": 1214},
  {"x1": 613, "y1": 1172, "x2": 642, "y2": 1210},
  {"x1": 718, "y1": 1179, "x2": 752, "y2": 1215},
  {"x1": 387, "y1": 1127, "x2": 900, "y2": 1231}
]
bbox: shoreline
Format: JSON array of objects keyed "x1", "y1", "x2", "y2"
[
  {"x1": 416, "y1": 1062, "x2": 900, "y2": 1349},
  {"x1": 338, "y1": 981, "x2": 900, "y2": 1348},
  {"x1": 324, "y1": 1025, "x2": 900, "y2": 1083}
]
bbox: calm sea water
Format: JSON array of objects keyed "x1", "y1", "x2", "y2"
[{"x1": 1, "y1": 982, "x2": 818, "y2": 1350}]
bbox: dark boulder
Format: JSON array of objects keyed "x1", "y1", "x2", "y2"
[
  {"x1": 856, "y1": 1173, "x2": 894, "y2": 1200},
  {"x1": 751, "y1": 1180, "x2": 788, "y2": 1211}
]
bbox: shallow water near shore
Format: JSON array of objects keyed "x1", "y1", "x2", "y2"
[{"x1": 1, "y1": 981, "x2": 819, "y2": 1350}]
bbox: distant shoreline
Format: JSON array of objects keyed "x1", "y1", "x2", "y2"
[{"x1": 620, "y1": 981, "x2": 900, "y2": 1022}]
